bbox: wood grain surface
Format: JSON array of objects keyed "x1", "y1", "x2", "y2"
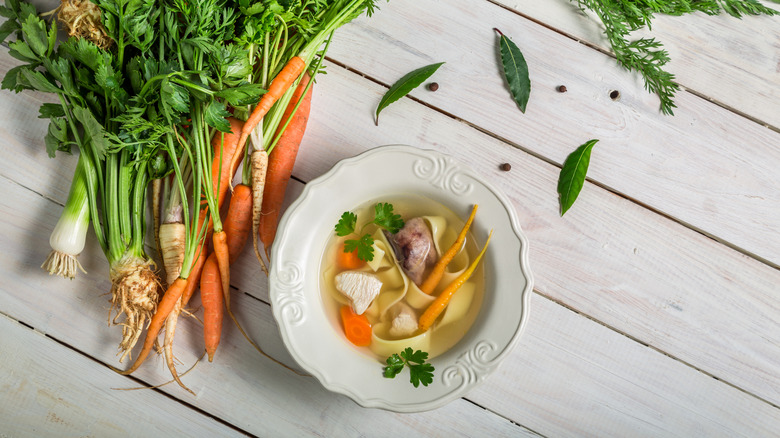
[{"x1": 1, "y1": 0, "x2": 778, "y2": 436}]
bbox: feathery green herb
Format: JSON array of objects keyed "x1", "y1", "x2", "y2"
[{"x1": 572, "y1": 0, "x2": 779, "y2": 115}]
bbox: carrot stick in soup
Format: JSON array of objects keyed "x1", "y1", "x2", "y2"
[
  {"x1": 341, "y1": 305, "x2": 372, "y2": 347},
  {"x1": 419, "y1": 231, "x2": 492, "y2": 332},
  {"x1": 420, "y1": 204, "x2": 478, "y2": 294}
]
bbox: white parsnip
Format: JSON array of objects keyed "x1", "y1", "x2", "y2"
[
  {"x1": 250, "y1": 147, "x2": 269, "y2": 275},
  {"x1": 159, "y1": 222, "x2": 186, "y2": 286}
]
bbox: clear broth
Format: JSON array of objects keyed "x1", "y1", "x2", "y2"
[{"x1": 319, "y1": 194, "x2": 485, "y2": 361}]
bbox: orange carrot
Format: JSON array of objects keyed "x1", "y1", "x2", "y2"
[
  {"x1": 338, "y1": 245, "x2": 365, "y2": 270},
  {"x1": 340, "y1": 305, "x2": 372, "y2": 346},
  {"x1": 115, "y1": 277, "x2": 188, "y2": 375},
  {"x1": 201, "y1": 184, "x2": 255, "y2": 361},
  {"x1": 181, "y1": 118, "x2": 244, "y2": 304},
  {"x1": 224, "y1": 184, "x2": 254, "y2": 263},
  {"x1": 154, "y1": 120, "x2": 243, "y2": 380},
  {"x1": 419, "y1": 231, "x2": 492, "y2": 332},
  {"x1": 200, "y1": 252, "x2": 223, "y2": 362},
  {"x1": 213, "y1": 117, "x2": 245, "y2": 209},
  {"x1": 228, "y1": 56, "x2": 307, "y2": 181},
  {"x1": 420, "y1": 204, "x2": 479, "y2": 294},
  {"x1": 273, "y1": 72, "x2": 311, "y2": 140},
  {"x1": 181, "y1": 245, "x2": 206, "y2": 306},
  {"x1": 258, "y1": 74, "x2": 313, "y2": 257},
  {"x1": 212, "y1": 230, "x2": 231, "y2": 309}
]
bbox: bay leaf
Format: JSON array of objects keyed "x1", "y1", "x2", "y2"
[
  {"x1": 495, "y1": 28, "x2": 531, "y2": 113},
  {"x1": 375, "y1": 62, "x2": 444, "y2": 125},
  {"x1": 558, "y1": 139, "x2": 598, "y2": 216}
]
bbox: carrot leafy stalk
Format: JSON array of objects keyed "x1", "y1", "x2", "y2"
[
  {"x1": 570, "y1": 0, "x2": 778, "y2": 115},
  {"x1": 383, "y1": 347, "x2": 435, "y2": 388}
]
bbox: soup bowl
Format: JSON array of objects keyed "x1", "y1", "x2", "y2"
[{"x1": 268, "y1": 144, "x2": 533, "y2": 412}]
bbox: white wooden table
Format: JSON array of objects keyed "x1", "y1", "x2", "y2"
[{"x1": 2, "y1": 1, "x2": 779, "y2": 436}]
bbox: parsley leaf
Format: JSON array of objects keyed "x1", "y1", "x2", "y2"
[
  {"x1": 383, "y1": 347, "x2": 435, "y2": 388},
  {"x1": 335, "y1": 211, "x2": 357, "y2": 236},
  {"x1": 373, "y1": 202, "x2": 404, "y2": 234},
  {"x1": 334, "y1": 202, "x2": 405, "y2": 262},
  {"x1": 344, "y1": 234, "x2": 375, "y2": 262},
  {"x1": 383, "y1": 353, "x2": 405, "y2": 378}
]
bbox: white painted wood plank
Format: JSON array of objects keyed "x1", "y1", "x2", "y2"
[
  {"x1": 491, "y1": 0, "x2": 780, "y2": 128},
  {"x1": 0, "y1": 314, "x2": 245, "y2": 436},
  {"x1": 0, "y1": 175, "x2": 535, "y2": 438},
  {"x1": 0, "y1": 4, "x2": 777, "y2": 435},
  {"x1": 4, "y1": 169, "x2": 779, "y2": 436},
  {"x1": 326, "y1": 0, "x2": 780, "y2": 266},
  {"x1": 474, "y1": 293, "x2": 780, "y2": 437},
  {"x1": 276, "y1": 63, "x2": 780, "y2": 406},
  {"x1": 4, "y1": 49, "x2": 776, "y2": 432}
]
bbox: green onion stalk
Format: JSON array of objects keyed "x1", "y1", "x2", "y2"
[{"x1": 41, "y1": 154, "x2": 91, "y2": 279}]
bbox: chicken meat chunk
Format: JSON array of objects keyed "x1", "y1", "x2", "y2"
[
  {"x1": 334, "y1": 270, "x2": 383, "y2": 315},
  {"x1": 389, "y1": 303, "x2": 419, "y2": 338}
]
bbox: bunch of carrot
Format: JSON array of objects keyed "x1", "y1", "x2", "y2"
[
  {"x1": 1, "y1": 0, "x2": 382, "y2": 394},
  {"x1": 113, "y1": 0, "x2": 382, "y2": 393},
  {"x1": 121, "y1": 59, "x2": 319, "y2": 392}
]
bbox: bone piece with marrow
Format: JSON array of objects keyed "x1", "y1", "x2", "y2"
[{"x1": 385, "y1": 217, "x2": 438, "y2": 286}]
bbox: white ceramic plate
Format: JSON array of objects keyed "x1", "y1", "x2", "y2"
[{"x1": 269, "y1": 145, "x2": 533, "y2": 412}]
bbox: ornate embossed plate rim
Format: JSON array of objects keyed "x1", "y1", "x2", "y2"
[{"x1": 269, "y1": 145, "x2": 533, "y2": 413}]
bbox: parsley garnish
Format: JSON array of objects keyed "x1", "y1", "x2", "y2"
[
  {"x1": 335, "y1": 211, "x2": 357, "y2": 236},
  {"x1": 373, "y1": 203, "x2": 404, "y2": 234},
  {"x1": 334, "y1": 202, "x2": 405, "y2": 262},
  {"x1": 383, "y1": 348, "x2": 435, "y2": 388},
  {"x1": 344, "y1": 234, "x2": 375, "y2": 261}
]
